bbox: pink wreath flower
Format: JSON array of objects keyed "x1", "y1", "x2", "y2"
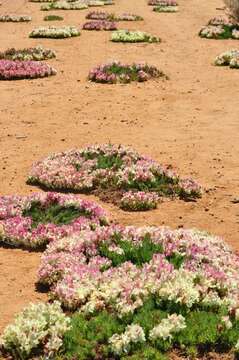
[{"x1": 0, "y1": 192, "x2": 108, "y2": 248}]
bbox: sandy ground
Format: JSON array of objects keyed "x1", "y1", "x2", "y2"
[{"x1": 0, "y1": 0, "x2": 239, "y2": 334}]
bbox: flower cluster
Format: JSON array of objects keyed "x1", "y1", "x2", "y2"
[
  {"x1": 232, "y1": 28, "x2": 239, "y2": 38},
  {"x1": 83, "y1": 20, "x2": 117, "y2": 31},
  {"x1": 199, "y1": 17, "x2": 239, "y2": 39},
  {"x1": 0, "y1": 301, "x2": 70, "y2": 359},
  {"x1": 87, "y1": 0, "x2": 109, "y2": 6},
  {"x1": 88, "y1": 61, "x2": 164, "y2": 83},
  {"x1": 229, "y1": 55, "x2": 239, "y2": 67},
  {"x1": 2, "y1": 220, "x2": 239, "y2": 358},
  {"x1": 41, "y1": 1, "x2": 88, "y2": 11},
  {"x1": 215, "y1": 49, "x2": 239, "y2": 68},
  {"x1": 0, "y1": 46, "x2": 56, "y2": 61},
  {"x1": 199, "y1": 25, "x2": 227, "y2": 39},
  {"x1": 0, "y1": 192, "x2": 108, "y2": 248},
  {"x1": 153, "y1": 5, "x2": 178, "y2": 12},
  {"x1": 117, "y1": 13, "x2": 144, "y2": 21},
  {"x1": 0, "y1": 14, "x2": 31, "y2": 22},
  {"x1": 28, "y1": 144, "x2": 202, "y2": 208},
  {"x1": 149, "y1": 314, "x2": 186, "y2": 341},
  {"x1": 0, "y1": 60, "x2": 56, "y2": 80},
  {"x1": 208, "y1": 16, "x2": 234, "y2": 27},
  {"x1": 120, "y1": 191, "x2": 159, "y2": 211},
  {"x1": 86, "y1": 10, "x2": 111, "y2": 20},
  {"x1": 109, "y1": 324, "x2": 146, "y2": 355},
  {"x1": 111, "y1": 30, "x2": 161, "y2": 43},
  {"x1": 148, "y1": 0, "x2": 177, "y2": 5},
  {"x1": 29, "y1": 25, "x2": 80, "y2": 39},
  {"x1": 40, "y1": 0, "x2": 112, "y2": 9},
  {"x1": 38, "y1": 224, "x2": 239, "y2": 315},
  {"x1": 86, "y1": 11, "x2": 143, "y2": 21}
]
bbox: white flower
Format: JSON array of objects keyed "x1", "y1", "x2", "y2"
[
  {"x1": 0, "y1": 302, "x2": 70, "y2": 357},
  {"x1": 158, "y1": 269, "x2": 200, "y2": 307},
  {"x1": 222, "y1": 316, "x2": 233, "y2": 330},
  {"x1": 109, "y1": 324, "x2": 145, "y2": 355},
  {"x1": 149, "y1": 314, "x2": 186, "y2": 341}
]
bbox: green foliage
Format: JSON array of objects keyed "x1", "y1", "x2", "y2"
[
  {"x1": 99, "y1": 233, "x2": 164, "y2": 267},
  {"x1": 22, "y1": 201, "x2": 89, "y2": 228},
  {"x1": 199, "y1": 25, "x2": 235, "y2": 39},
  {"x1": 124, "y1": 173, "x2": 176, "y2": 194},
  {"x1": 104, "y1": 63, "x2": 149, "y2": 82},
  {"x1": 132, "y1": 299, "x2": 168, "y2": 336},
  {"x1": 166, "y1": 253, "x2": 185, "y2": 269},
  {"x1": 58, "y1": 303, "x2": 239, "y2": 359},
  {"x1": 44, "y1": 15, "x2": 63, "y2": 21},
  {"x1": 96, "y1": 154, "x2": 123, "y2": 170},
  {"x1": 122, "y1": 346, "x2": 168, "y2": 359},
  {"x1": 99, "y1": 232, "x2": 186, "y2": 269},
  {"x1": 220, "y1": 25, "x2": 235, "y2": 39},
  {"x1": 62, "y1": 311, "x2": 124, "y2": 359},
  {"x1": 219, "y1": 319, "x2": 239, "y2": 349},
  {"x1": 176, "y1": 310, "x2": 220, "y2": 349}
]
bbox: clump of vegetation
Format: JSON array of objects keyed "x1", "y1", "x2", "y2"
[
  {"x1": 29, "y1": 25, "x2": 80, "y2": 39},
  {"x1": 89, "y1": 61, "x2": 166, "y2": 84},
  {"x1": 2, "y1": 219, "x2": 239, "y2": 359},
  {"x1": 0, "y1": 192, "x2": 108, "y2": 248},
  {"x1": 0, "y1": 301, "x2": 70, "y2": 359},
  {"x1": 153, "y1": 5, "x2": 178, "y2": 12},
  {"x1": 111, "y1": 30, "x2": 161, "y2": 43},
  {"x1": 199, "y1": 16, "x2": 239, "y2": 39},
  {"x1": 28, "y1": 144, "x2": 202, "y2": 209},
  {"x1": 51, "y1": 303, "x2": 239, "y2": 359},
  {"x1": 215, "y1": 49, "x2": 239, "y2": 68},
  {"x1": 41, "y1": 1, "x2": 88, "y2": 11},
  {"x1": 44, "y1": 14, "x2": 64, "y2": 21},
  {"x1": 0, "y1": 45, "x2": 56, "y2": 61}
]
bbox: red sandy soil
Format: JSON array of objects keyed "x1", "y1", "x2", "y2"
[{"x1": 0, "y1": 0, "x2": 238, "y2": 340}]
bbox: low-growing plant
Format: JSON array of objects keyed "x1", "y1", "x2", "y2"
[
  {"x1": 86, "y1": 11, "x2": 143, "y2": 21},
  {"x1": 27, "y1": 144, "x2": 202, "y2": 208},
  {"x1": 2, "y1": 219, "x2": 239, "y2": 359},
  {"x1": 0, "y1": 192, "x2": 108, "y2": 248},
  {"x1": 199, "y1": 24, "x2": 239, "y2": 39},
  {"x1": 120, "y1": 191, "x2": 159, "y2": 211},
  {"x1": 215, "y1": 49, "x2": 239, "y2": 67},
  {"x1": 37, "y1": 223, "x2": 239, "y2": 318},
  {"x1": 117, "y1": 13, "x2": 143, "y2": 21},
  {"x1": 88, "y1": 61, "x2": 165, "y2": 84},
  {"x1": 0, "y1": 14, "x2": 31, "y2": 22},
  {"x1": 111, "y1": 30, "x2": 161, "y2": 43},
  {"x1": 44, "y1": 14, "x2": 64, "y2": 21},
  {"x1": 0, "y1": 45, "x2": 56, "y2": 61},
  {"x1": 0, "y1": 60, "x2": 56, "y2": 80},
  {"x1": 41, "y1": 0, "x2": 88, "y2": 11},
  {"x1": 153, "y1": 5, "x2": 178, "y2": 12},
  {"x1": 86, "y1": 10, "x2": 112, "y2": 20},
  {"x1": 62, "y1": 311, "x2": 124, "y2": 359},
  {"x1": 199, "y1": 17, "x2": 239, "y2": 39},
  {"x1": 29, "y1": 25, "x2": 80, "y2": 38},
  {"x1": 82, "y1": 20, "x2": 117, "y2": 30},
  {"x1": 148, "y1": 0, "x2": 177, "y2": 5},
  {"x1": 0, "y1": 301, "x2": 70, "y2": 359},
  {"x1": 98, "y1": 233, "x2": 164, "y2": 267},
  {"x1": 44, "y1": 303, "x2": 239, "y2": 359}
]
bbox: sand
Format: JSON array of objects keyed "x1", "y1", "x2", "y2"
[{"x1": 0, "y1": 0, "x2": 238, "y2": 333}]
